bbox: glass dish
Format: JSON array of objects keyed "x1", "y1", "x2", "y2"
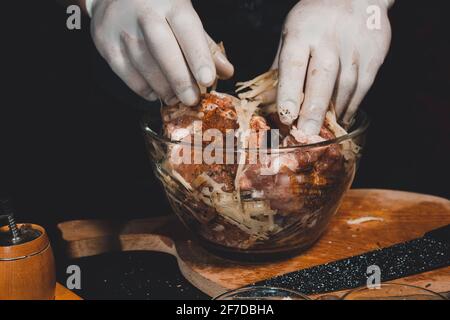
[
  {"x1": 342, "y1": 283, "x2": 447, "y2": 300},
  {"x1": 143, "y1": 110, "x2": 369, "y2": 260},
  {"x1": 213, "y1": 286, "x2": 310, "y2": 300}
]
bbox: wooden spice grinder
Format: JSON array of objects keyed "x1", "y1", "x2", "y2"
[{"x1": 0, "y1": 200, "x2": 56, "y2": 300}]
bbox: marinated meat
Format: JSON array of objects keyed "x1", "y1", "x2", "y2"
[{"x1": 156, "y1": 70, "x2": 357, "y2": 250}]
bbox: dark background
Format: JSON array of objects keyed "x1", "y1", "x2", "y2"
[
  {"x1": 1, "y1": 0, "x2": 449, "y2": 300},
  {"x1": 2, "y1": 0, "x2": 449, "y2": 231}
]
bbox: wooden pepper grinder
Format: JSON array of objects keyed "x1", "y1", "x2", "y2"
[{"x1": 0, "y1": 199, "x2": 56, "y2": 300}]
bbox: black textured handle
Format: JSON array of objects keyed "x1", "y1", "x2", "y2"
[
  {"x1": 253, "y1": 227, "x2": 450, "y2": 295},
  {"x1": 425, "y1": 224, "x2": 450, "y2": 244}
]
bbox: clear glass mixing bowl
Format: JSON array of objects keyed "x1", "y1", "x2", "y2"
[{"x1": 143, "y1": 110, "x2": 369, "y2": 260}]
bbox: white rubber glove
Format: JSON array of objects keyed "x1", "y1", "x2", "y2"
[
  {"x1": 85, "y1": 0, "x2": 234, "y2": 106},
  {"x1": 276, "y1": 0, "x2": 394, "y2": 133}
]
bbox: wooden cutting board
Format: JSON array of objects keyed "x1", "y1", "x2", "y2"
[{"x1": 57, "y1": 189, "x2": 450, "y2": 298}]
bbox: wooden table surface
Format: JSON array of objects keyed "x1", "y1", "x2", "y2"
[{"x1": 55, "y1": 283, "x2": 82, "y2": 300}]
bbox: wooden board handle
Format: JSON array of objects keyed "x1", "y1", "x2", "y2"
[{"x1": 57, "y1": 215, "x2": 181, "y2": 258}]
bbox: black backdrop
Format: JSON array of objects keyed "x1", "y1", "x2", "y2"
[{"x1": 2, "y1": 0, "x2": 449, "y2": 231}]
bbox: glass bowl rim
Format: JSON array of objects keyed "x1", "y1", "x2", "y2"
[
  {"x1": 142, "y1": 109, "x2": 370, "y2": 151},
  {"x1": 341, "y1": 282, "x2": 448, "y2": 300},
  {"x1": 212, "y1": 285, "x2": 311, "y2": 300}
]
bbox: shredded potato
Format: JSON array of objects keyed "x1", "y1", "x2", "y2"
[
  {"x1": 236, "y1": 70, "x2": 278, "y2": 93},
  {"x1": 159, "y1": 66, "x2": 359, "y2": 249}
]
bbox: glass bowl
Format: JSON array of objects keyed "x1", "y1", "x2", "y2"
[
  {"x1": 342, "y1": 283, "x2": 447, "y2": 300},
  {"x1": 213, "y1": 286, "x2": 310, "y2": 300},
  {"x1": 142, "y1": 110, "x2": 369, "y2": 260}
]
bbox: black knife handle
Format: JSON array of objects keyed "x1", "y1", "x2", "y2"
[{"x1": 425, "y1": 224, "x2": 450, "y2": 244}]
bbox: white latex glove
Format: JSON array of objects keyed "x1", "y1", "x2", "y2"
[
  {"x1": 276, "y1": 0, "x2": 394, "y2": 133},
  {"x1": 86, "y1": 0, "x2": 234, "y2": 106}
]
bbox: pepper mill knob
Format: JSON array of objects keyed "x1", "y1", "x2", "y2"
[{"x1": 0, "y1": 199, "x2": 23, "y2": 244}]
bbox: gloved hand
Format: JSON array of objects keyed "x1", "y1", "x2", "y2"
[
  {"x1": 275, "y1": 0, "x2": 394, "y2": 134},
  {"x1": 85, "y1": 0, "x2": 234, "y2": 106}
]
